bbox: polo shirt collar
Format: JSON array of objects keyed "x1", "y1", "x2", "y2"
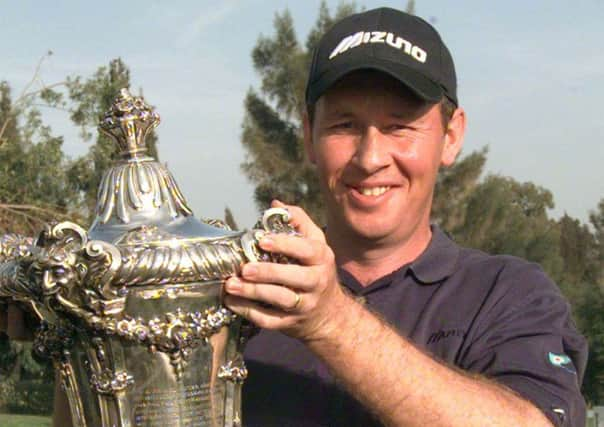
[
  {"x1": 408, "y1": 226, "x2": 460, "y2": 285},
  {"x1": 338, "y1": 226, "x2": 460, "y2": 293},
  {"x1": 338, "y1": 265, "x2": 397, "y2": 295}
]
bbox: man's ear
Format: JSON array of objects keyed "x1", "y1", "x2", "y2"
[
  {"x1": 303, "y1": 112, "x2": 316, "y2": 164},
  {"x1": 441, "y1": 106, "x2": 466, "y2": 166}
]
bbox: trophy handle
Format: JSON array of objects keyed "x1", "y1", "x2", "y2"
[{"x1": 240, "y1": 207, "x2": 298, "y2": 264}]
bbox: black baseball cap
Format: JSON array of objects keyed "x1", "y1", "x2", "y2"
[{"x1": 305, "y1": 7, "x2": 458, "y2": 107}]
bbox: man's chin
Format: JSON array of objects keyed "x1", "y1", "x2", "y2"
[
  {"x1": 343, "y1": 220, "x2": 400, "y2": 243},
  {"x1": 327, "y1": 205, "x2": 410, "y2": 242}
]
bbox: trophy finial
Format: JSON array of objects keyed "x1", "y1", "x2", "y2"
[
  {"x1": 91, "y1": 88, "x2": 193, "y2": 230},
  {"x1": 99, "y1": 88, "x2": 160, "y2": 159}
]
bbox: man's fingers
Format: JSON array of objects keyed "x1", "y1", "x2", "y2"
[
  {"x1": 224, "y1": 294, "x2": 293, "y2": 330},
  {"x1": 258, "y1": 233, "x2": 332, "y2": 266},
  {"x1": 239, "y1": 262, "x2": 319, "y2": 291},
  {"x1": 271, "y1": 200, "x2": 325, "y2": 242},
  {"x1": 225, "y1": 276, "x2": 304, "y2": 310}
]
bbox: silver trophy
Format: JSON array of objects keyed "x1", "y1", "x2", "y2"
[{"x1": 0, "y1": 89, "x2": 293, "y2": 426}]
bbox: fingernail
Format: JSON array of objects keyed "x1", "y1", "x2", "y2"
[
  {"x1": 259, "y1": 236, "x2": 274, "y2": 250},
  {"x1": 242, "y1": 263, "x2": 257, "y2": 277},
  {"x1": 225, "y1": 277, "x2": 241, "y2": 292}
]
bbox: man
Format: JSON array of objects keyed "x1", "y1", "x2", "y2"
[
  {"x1": 0, "y1": 7, "x2": 587, "y2": 427},
  {"x1": 224, "y1": 7, "x2": 587, "y2": 427}
]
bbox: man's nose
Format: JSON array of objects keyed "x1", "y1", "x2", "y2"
[{"x1": 352, "y1": 126, "x2": 389, "y2": 174}]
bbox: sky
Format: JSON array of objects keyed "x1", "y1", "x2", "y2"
[{"x1": 1, "y1": 0, "x2": 602, "y2": 228}]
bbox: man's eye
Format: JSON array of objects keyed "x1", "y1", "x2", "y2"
[
  {"x1": 387, "y1": 124, "x2": 408, "y2": 132},
  {"x1": 330, "y1": 122, "x2": 353, "y2": 129}
]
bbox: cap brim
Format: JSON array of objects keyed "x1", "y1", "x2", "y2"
[{"x1": 307, "y1": 58, "x2": 444, "y2": 106}]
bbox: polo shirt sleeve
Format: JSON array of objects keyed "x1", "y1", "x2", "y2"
[{"x1": 459, "y1": 259, "x2": 587, "y2": 427}]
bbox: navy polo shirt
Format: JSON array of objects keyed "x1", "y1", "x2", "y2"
[{"x1": 242, "y1": 227, "x2": 587, "y2": 427}]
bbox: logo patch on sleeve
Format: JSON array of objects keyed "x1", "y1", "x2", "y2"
[{"x1": 548, "y1": 352, "x2": 576, "y2": 374}]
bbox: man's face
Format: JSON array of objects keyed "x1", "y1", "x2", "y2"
[{"x1": 304, "y1": 72, "x2": 464, "y2": 247}]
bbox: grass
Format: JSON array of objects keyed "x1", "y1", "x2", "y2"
[{"x1": 0, "y1": 413, "x2": 52, "y2": 427}]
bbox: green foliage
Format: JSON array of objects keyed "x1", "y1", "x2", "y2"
[
  {"x1": 589, "y1": 199, "x2": 604, "y2": 287},
  {"x1": 0, "y1": 76, "x2": 68, "y2": 416},
  {"x1": 0, "y1": 334, "x2": 16, "y2": 377},
  {"x1": 452, "y1": 175, "x2": 563, "y2": 279},
  {"x1": 559, "y1": 214, "x2": 599, "y2": 287},
  {"x1": 0, "y1": 82, "x2": 19, "y2": 146},
  {"x1": 305, "y1": 2, "x2": 359, "y2": 54},
  {"x1": 574, "y1": 285, "x2": 604, "y2": 405},
  {"x1": 0, "y1": 82, "x2": 78, "y2": 235},
  {"x1": 432, "y1": 147, "x2": 488, "y2": 231},
  {"x1": 576, "y1": 199, "x2": 604, "y2": 404},
  {"x1": 0, "y1": 341, "x2": 54, "y2": 415}
]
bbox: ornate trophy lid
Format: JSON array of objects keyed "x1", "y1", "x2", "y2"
[{"x1": 90, "y1": 88, "x2": 239, "y2": 244}]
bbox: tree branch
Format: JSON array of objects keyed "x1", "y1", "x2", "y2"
[
  {"x1": 0, "y1": 203, "x2": 71, "y2": 221},
  {"x1": 0, "y1": 53, "x2": 67, "y2": 145}
]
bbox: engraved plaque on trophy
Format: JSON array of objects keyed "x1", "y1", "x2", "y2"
[{"x1": 0, "y1": 89, "x2": 293, "y2": 427}]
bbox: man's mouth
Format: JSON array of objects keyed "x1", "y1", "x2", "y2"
[{"x1": 355, "y1": 186, "x2": 391, "y2": 197}]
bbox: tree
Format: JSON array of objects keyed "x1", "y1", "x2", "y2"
[
  {"x1": 577, "y1": 288, "x2": 604, "y2": 405},
  {"x1": 451, "y1": 175, "x2": 564, "y2": 280},
  {"x1": 431, "y1": 147, "x2": 487, "y2": 232},
  {"x1": 0, "y1": 68, "x2": 71, "y2": 414},
  {"x1": 589, "y1": 198, "x2": 604, "y2": 287},
  {"x1": 558, "y1": 214, "x2": 598, "y2": 286},
  {"x1": 0, "y1": 79, "x2": 67, "y2": 414},
  {"x1": 574, "y1": 199, "x2": 604, "y2": 404},
  {"x1": 0, "y1": 82, "x2": 19, "y2": 146},
  {"x1": 0, "y1": 57, "x2": 152, "y2": 233},
  {"x1": 0, "y1": 53, "x2": 76, "y2": 235},
  {"x1": 0, "y1": 81, "x2": 78, "y2": 235}
]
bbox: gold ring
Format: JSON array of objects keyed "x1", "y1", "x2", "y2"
[{"x1": 284, "y1": 291, "x2": 301, "y2": 312}]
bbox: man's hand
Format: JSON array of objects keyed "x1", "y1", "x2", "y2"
[{"x1": 224, "y1": 201, "x2": 349, "y2": 342}]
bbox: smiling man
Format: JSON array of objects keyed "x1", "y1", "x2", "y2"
[{"x1": 224, "y1": 7, "x2": 587, "y2": 427}]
